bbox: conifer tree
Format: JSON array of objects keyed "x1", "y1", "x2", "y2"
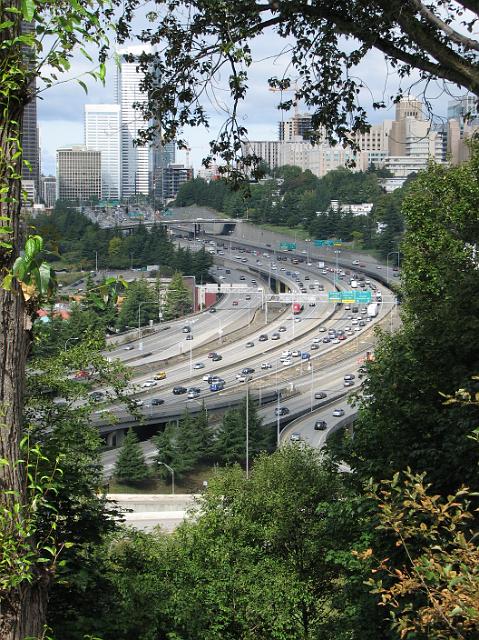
[{"x1": 114, "y1": 428, "x2": 149, "y2": 484}]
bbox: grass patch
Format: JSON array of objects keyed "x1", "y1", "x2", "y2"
[
  {"x1": 56, "y1": 271, "x2": 84, "y2": 286},
  {"x1": 108, "y1": 464, "x2": 216, "y2": 494}
]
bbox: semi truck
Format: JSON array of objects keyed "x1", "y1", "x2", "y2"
[{"x1": 367, "y1": 303, "x2": 379, "y2": 318}]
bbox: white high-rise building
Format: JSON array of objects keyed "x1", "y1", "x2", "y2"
[
  {"x1": 84, "y1": 104, "x2": 121, "y2": 200},
  {"x1": 116, "y1": 45, "x2": 153, "y2": 199}
]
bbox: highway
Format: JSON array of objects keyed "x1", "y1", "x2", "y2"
[{"x1": 97, "y1": 227, "x2": 395, "y2": 474}]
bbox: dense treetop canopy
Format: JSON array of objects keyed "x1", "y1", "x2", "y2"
[{"x1": 111, "y1": 0, "x2": 479, "y2": 171}]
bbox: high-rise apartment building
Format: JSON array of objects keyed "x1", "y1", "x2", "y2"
[
  {"x1": 56, "y1": 146, "x2": 101, "y2": 202},
  {"x1": 447, "y1": 95, "x2": 479, "y2": 122},
  {"x1": 84, "y1": 104, "x2": 121, "y2": 200},
  {"x1": 40, "y1": 175, "x2": 56, "y2": 207},
  {"x1": 354, "y1": 121, "x2": 392, "y2": 170},
  {"x1": 161, "y1": 164, "x2": 193, "y2": 200},
  {"x1": 279, "y1": 113, "x2": 313, "y2": 141},
  {"x1": 116, "y1": 45, "x2": 153, "y2": 199}
]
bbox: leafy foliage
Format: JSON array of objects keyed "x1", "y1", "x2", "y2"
[
  {"x1": 162, "y1": 271, "x2": 193, "y2": 320},
  {"x1": 368, "y1": 470, "x2": 479, "y2": 640}
]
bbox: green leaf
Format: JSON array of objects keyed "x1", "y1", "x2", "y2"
[
  {"x1": 1, "y1": 274, "x2": 13, "y2": 291},
  {"x1": 78, "y1": 79, "x2": 88, "y2": 94},
  {"x1": 21, "y1": 0, "x2": 35, "y2": 21}
]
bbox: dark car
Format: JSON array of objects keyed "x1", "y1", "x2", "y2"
[
  {"x1": 343, "y1": 374, "x2": 356, "y2": 381},
  {"x1": 322, "y1": 337, "x2": 331, "y2": 343},
  {"x1": 172, "y1": 386, "x2": 188, "y2": 395},
  {"x1": 314, "y1": 420, "x2": 327, "y2": 431},
  {"x1": 242, "y1": 367, "x2": 255, "y2": 374},
  {"x1": 314, "y1": 391, "x2": 327, "y2": 400},
  {"x1": 209, "y1": 307, "x2": 217, "y2": 313},
  {"x1": 258, "y1": 334, "x2": 268, "y2": 342},
  {"x1": 212, "y1": 354, "x2": 222, "y2": 361},
  {"x1": 274, "y1": 406, "x2": 290, "y2": 417},
  {"x1": 151, "y1": 398, "x2": 165, "y2": 406},
  {"x1": 186, "y1": 334, "x2": 193, "y2": 340}
]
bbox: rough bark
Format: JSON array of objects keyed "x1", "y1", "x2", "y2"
[{"x1": 0, "y1": 5, "x2": 49, "y2": 637}]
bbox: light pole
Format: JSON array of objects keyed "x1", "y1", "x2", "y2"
[
  {"x1": 276, "y1": 364, "x2": 281, "y2": 449},
  {"x1": 64, "y1": 337, "x2": 79, "y2": 351},
  {"x1": 386, "y1": 251, "x2": 400, "y2": 284},
  {"x1": 137, "y1": 301, "x2": 159, "y2": 343},
  {"x1": 245, "y1": 383, "x2": 250, "y2": 479},
  {"x1": 310, "y1": 360, "x2": 314, "y2": 412},
  {"x1": 189, "y1": 339, "x2": 193, "y2": 379},
  {"x1": 157, "y1": 461, "x2": 175, "y2": 494}
]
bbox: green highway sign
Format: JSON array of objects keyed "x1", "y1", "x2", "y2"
[
  {"x1": 328, "y1": 291, "x2": 372, "y2": 303},
  {"x1": 314, "y1": 239, "x2": 342, "y2": 247},
  {"x1": 162, "y1": 208, "x2": 174, "y2": 216},
  {"x1": 279, "y1": 242, "x2": 296, "y2": 250}
]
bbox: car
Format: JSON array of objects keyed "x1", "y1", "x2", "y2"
[
  {"x1": 274, "y1": 406, "x2": 290, "y2": 416},
  {"x1": 232, "y1": 300, "x2": 239, "y2": 306},
  {"x1": 258, "y1": 334, "x2": 268, "y2": 342},
  {"x1": 344, "y1": 380, "x2": 354, "y2": 387},
  {"x1": 271, "y1": 332, "x2": 280, "y2": 340},
  {"x1": 278, "y1": 325, "x2": 287, "y2": 332},
  {"x1": 212, "y1": 354, "x2": 222, "y2": 361},
  {"x1": 332, "y1": 338, "x2": 340, "y2": 344},
  {"x1": 294, "y1": 317, "x2": 302, "y2": 322},
  {"x1": 376, "y1": 265, "x2": 382, "y2": 269},
  {"x1": 310, "y1": 343, "x2": 319, "y2": 350},
  {"x1": 352, "y1": 318, "x2": 359, "y2": 325},
  {"x1": 236, "y1": 374, "x2": 253, "y2": 383},
  {"x1": 319, "y1": 326, "x2": 327, "y2": 332},
  {"x1": 338, "y1": 334, "x2": 347, "y2": 341},
  {"x1": 314, "y1": 391, "x2": 327, "y2": 400},
  {"x1": 193, "y1": 362, "x2": 205, "y2": 369},
  {"x1": 344, "y1": 374, "x2": 356, "y2": 381},
  {"x1": 240, "y1": 276, "x2": 246, "y2": 281},
  {"x1": 209, "y1": 307, "x2": 217, "y2": 313},
  {"x1": 210, "y1": 376, "x2": 225, "y2": 384},
  {"x1": 173, "y1": 386, "x2": 188, "y2": 395},
  {"x1": 182, "y1": 325, "x2": 191, "y2": 333},
  {"x1": 282, "y1": 358, "x2": 292, "y2": 365},
  {"x1": 141, "y1": 380, "x2": 157, "y2": 388},
  {"x1": 301, "y1": 352, "x2": 310, "y2": 360},
  {"x1": 245, "y1": 341, "x2": 254, "y2": 348},
  {"x1": 292, "y1": 350, "x2": 301, "y2": 357},
  {"x1": 282, "y1": 350, "x2": 292, "y2": 358},
  {"x1": 207, "y1": 352, "x2": 217, "y2": 358},
  {"x1": 359, "y1": 320, "x2": 366, "y2": 327},
  {"x1": 242, "y1": 367, "x2": 255, "y2": 374},
  {"x1": 309, "y1": 301, "x2": 316, "y2": 307},
  {"x1": 151, "y1": 398, "x2": 165, "y2": 406},
  {"x1": 261, "y1": 362, "x2": 272, "y2": 370},
  {"x1": 245, "y1": 295, "x2": 251, "y2": 301},
  {"x1": 322, "y1": 337, "x2": 331, "y2": 343},
  {"x1": 187, "y1": 387, "x2": 201, "y2": 398},
  {"x1": 210, "y1": 381, "x2": 225, "y2": 392},
  {"x1": 131, "y1": 399, "x2": 144, "y2": 407},
  {"x1": 186, "y1": 334, "x2": 193, "y2": 340},
  {"x1": 290, "y1": 432, "x2": 302, "y2": 442},
  {"x1": 333, "y1": 408, "x2": 345, "y2": 417},
  {"x1": 314, "y1": 420, "x2": 327, "y2": 430},
  {"x1": 123, "y1": 345, "x2": 134, "y2": 351},
  {"x1": 153, "y1": 371, "x2": 167, "y2": 380},
  {"x1": 312, "y1": 336, "x2": 321, "y2": 344},
  {"x1": 203, "y1": 374, "x2": 213, "y2": 382},
  {"x1": 352, "y1": 260, "x2": 360, "y2": 265}
]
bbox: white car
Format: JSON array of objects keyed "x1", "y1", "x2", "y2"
[
  {"x1": 193, "y1": 362, "x2": 205, "y2": 369},
  {"x1": 352, "y1": 319, "x2": 359, "y2": 325},
  {"x1": 294, "y1": 317, "x2": 302, "y2": 323},
  {"x1": 291, "y1": 350, "x2": 301, "y2": 357},
  {"x1": 312, "y1": 337, "x2": 321, "y2": 344},
  {"x1": 332, "y1": 408, "x2": 345, "y2": 417},
  {"x1": 319, "y1": 326, "x2": 327, "y2": 332},
  {"x1": 236, "y1": 374, "x2": 253, "y2": 383},
  {"x1": 141, "y1": 380, "x2": 157, "y2": 388},
  {"x1": 261, "y1": 362, "x2": 272, "y2": 370},
  {"x1": 332, "y1": 338, "x2": 340, "y2": 344},
  {"x1": 282, "y1": 358, "x2": 292, "y2": 366}
]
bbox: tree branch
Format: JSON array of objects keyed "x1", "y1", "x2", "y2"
[{"x1": 408, "y1": 0, "x2": 479, "y2": 52}]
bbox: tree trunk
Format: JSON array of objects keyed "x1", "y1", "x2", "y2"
[{"x1": 0, "y1": 7, "x2": 50, "y2": 636}]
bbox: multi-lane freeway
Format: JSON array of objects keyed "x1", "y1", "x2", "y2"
[{"x1": 97, "y1": 227, "x2": 398, "y2": 473}]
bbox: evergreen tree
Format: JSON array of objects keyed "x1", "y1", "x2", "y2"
[
  {"x1": 114, "y1": 428, "x2": 149, "y2": 484},
  {"x1": 163, "y1": 272, "x2": 193, "y2": 320}
]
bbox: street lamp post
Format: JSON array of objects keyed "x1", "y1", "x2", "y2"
[
  {"x1": 245, "y1": 383, "x2": 250, "y2": 479},
  {"x1": 157, "y1": 461, "x2": 175, "y2": 494},
  {"x1": 276, "y1": 364, "x2": 281, "y2": 449},
  {"x1": 386, "y1": 251, "x2": 400, "y2": 284}
]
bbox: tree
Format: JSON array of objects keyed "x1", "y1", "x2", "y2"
[
  {"x1": 114, "y1": 428, "x2": 149, "y2": 485},
  {"x1": 333, "y1": 150, "x2": 479, "y2": 494},
  {"x1": 116, "y1": 279, "x2": 158, "y2": 331},
  {"x1": 367, "y1": 469, "x2": 479, "y2": 640},
  {"x1": 162, "y1": 272, "x2": 193, "y2": 320},
  {"x1": 215, "y1": 395, "x2": 273, "y2": 466},
  {"x1": 131, "y1": 1, "x2": 479, "y2": 172}
]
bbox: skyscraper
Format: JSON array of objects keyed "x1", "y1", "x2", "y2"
[
  {"x1": 56, "y1": 146, "x2": 101, "y2": 203},
  {"x1": 20, "y1": 22, "x2": 40, "y2": 201},
  {"x1": 84, "y1": 104, "x2": 121, "y2": 200},
  {"x1": 116, "y1": 45, "x2": 153, "y2": 199}
]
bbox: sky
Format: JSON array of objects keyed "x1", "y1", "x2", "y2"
[{"x1": 38, "y1": 24, "x2": 460, "y2": 176}]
